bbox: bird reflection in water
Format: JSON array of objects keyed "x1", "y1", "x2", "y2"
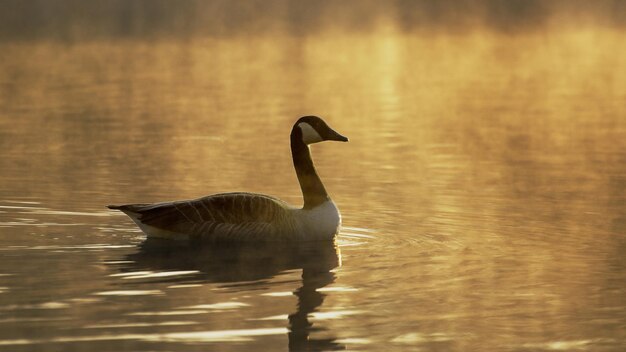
[
  {"x1": 122, "y1": 238, "x2": 344, "y2": 351},
  {"x1": 288, "y1": 266, "x2": 343, "y2": 351}
]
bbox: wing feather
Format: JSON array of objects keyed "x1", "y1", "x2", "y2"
[{"x1": 124, "y1": 192, "x2": 294, "y2": 240}]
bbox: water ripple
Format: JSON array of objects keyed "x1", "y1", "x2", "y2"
[
  {"x1": 111, "y1": 270, "x2": 199, "y2": 280},
  {"x1": 0, "y1": 328, "x2": 289, "y2": 345},
  {"x1": 94, "y1": 290, "x2": 163, "y2": 296},
  {"x1": 183, "y1": 302, "x2": 250, "y2": 310},
  {"x1": 0, "y1": 244, "x2": 135, "y2": 251},
  {"x1": 83, "y1": 321, "x2": 197, "y2": 329}
]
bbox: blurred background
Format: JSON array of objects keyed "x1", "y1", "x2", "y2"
[
  {"x1": 0, "y1": 1, "x2": 625, "y2": 351},
  {"x1": 1, "y1": 0, "x2": 626, "y2": 40}
]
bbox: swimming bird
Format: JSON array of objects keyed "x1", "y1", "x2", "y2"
[{"x1": 108, "y1": 116, "x2": 348, "y2": 242}]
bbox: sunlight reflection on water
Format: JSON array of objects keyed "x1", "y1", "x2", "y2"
[
  {"x1": 0, "y1": 9, "x2": 625, "y2": 351},
  {"x1": 0, "y1": 327, "x2": 290, "y2": 345}
]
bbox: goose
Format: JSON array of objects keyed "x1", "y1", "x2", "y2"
[{"x1": 108, "y1": 116, "x2": 348, "y2": 242}]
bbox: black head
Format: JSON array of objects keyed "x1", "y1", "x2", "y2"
[{"x1": 292, "y1": 116, "x2": 349, "y2": 145}]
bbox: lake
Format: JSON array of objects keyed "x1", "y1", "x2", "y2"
[{"x1": 1, "y1": 3, "x2": 625, "y2": 351}]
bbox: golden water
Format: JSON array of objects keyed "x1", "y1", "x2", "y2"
[{"x1": 0, "y1": 13, "x2": 625, "y2": 352}]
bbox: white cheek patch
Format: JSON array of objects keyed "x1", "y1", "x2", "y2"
[{"x1": 298, "y1": 122, "x2": 323, "y2": 144}]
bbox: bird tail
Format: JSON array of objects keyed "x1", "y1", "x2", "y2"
[{"x1": 107, "y1": 204, "x2": 147, "y2": 217}]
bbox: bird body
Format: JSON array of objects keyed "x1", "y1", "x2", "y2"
[
  {"x1": 109, "y1": 192, "x2": 339, "y2": 242},
  {"x1": 108, "y1": 116, "x2": 348, "y2": 242}
]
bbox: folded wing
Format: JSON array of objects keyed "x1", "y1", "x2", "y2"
[{"x1": 112, "y1": 193, "x2": 296, "y2": 241}]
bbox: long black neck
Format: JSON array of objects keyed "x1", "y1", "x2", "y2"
[{"x1": 291, "y1": 128, "x2": 329, "y2": 209}]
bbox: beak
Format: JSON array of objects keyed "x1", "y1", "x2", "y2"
[{"x1": 329, "y1": 129, "x2": 349, "y2": 142}]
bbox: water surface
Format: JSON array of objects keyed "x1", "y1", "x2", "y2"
[{"x1": 1, "y1": 9, "x2": 625, "y2": 352}]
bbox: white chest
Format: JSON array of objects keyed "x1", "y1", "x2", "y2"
[{"x1": 295, "y1": 201, "x2": 341, "y2": 240}]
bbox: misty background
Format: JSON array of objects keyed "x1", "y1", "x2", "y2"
[
  {"x1": 0, "y1": 1, "x2": 625, "y2": 351},
  {"x1": 1, "y1": 0, "x2": 625, "y2": 41}
]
